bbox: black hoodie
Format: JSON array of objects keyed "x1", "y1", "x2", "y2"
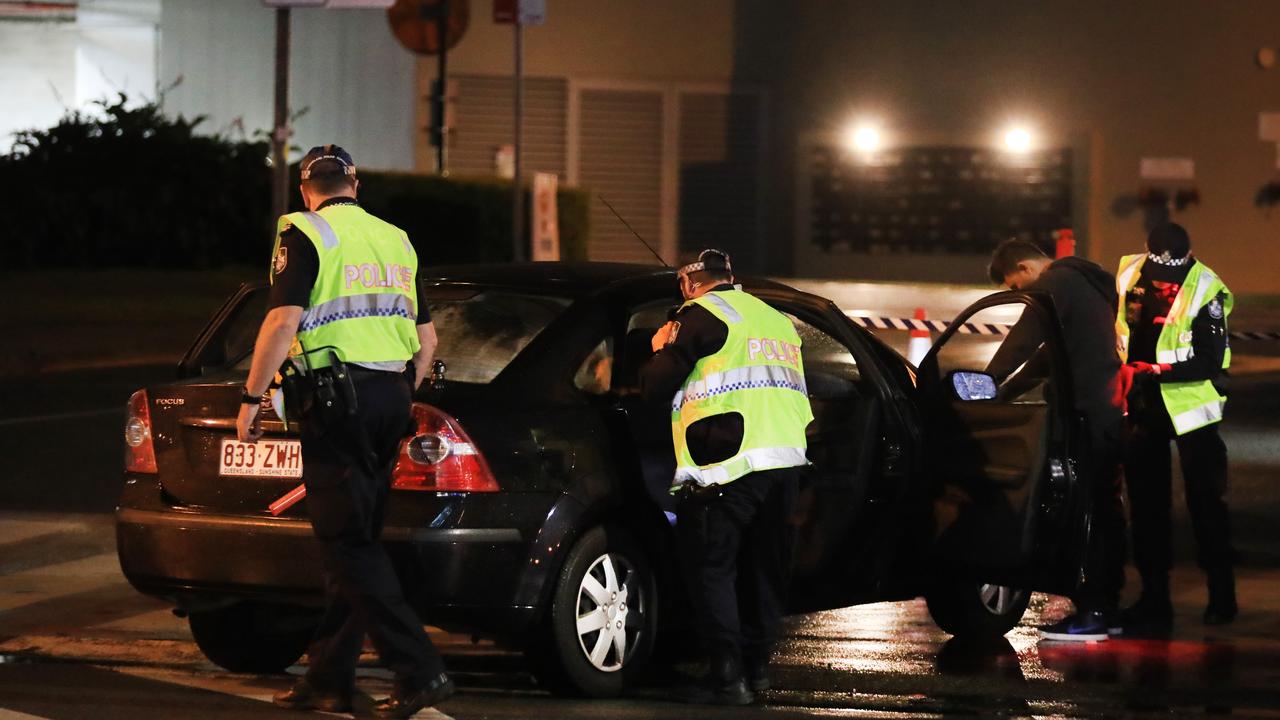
[{"x1": 986, "y1": 256, "x2": 1123, "y2": 424}]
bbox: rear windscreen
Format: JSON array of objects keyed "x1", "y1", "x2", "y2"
[{"x1": 427, "y1": 291, "x2": 572, "y2": 384}]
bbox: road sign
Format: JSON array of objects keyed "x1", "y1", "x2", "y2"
[
  {"x1": 263, "y1": 0, "x2": 395, "y2": 7},
  {"x1": 531, "y1": 172, "x2": 560, "y2": 261},
  {"x1": 493, "y1": 0, "x2": 544, "y2": 25},
  {"x1": 388, "y1": 0, "x2": 470, "y2": 55},
  {"x1": 1139, "y1": 157, "x2": 1195, "y2": 181}
]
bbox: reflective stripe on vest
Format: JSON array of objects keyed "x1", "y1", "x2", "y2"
[
  {"x1": 1171, "y1": 399, "x2": 1225, "y2": 435},
  {"x1": 303, "y1": 211, "x2": 340, "y2": 249},
  {"x1": 675, "y1": 446, "x2": 809, "y2": 487},
  {"x1": 671, "y1": 365, "x2": 807, "y2": 413},
  {"x1": 1114, "y1": 255, "x2": 1232, "y2": 435},
  {"x1": 275, "y1": 206, "x2": 420, "y2": 370},
  {"x1": 670, "y1": 289, "x2": 813, "y2": 489},
  {"x1": 298, "y1": 292, "x2": 417, "y2": 333}
]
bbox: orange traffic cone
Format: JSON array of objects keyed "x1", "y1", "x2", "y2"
[{"x1": 907, "y1": 307, "x2": 932, "y2": 366}]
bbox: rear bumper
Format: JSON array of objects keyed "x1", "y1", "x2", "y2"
[{"x1": 116, "y1": 504, "x2": 541, "y2": 635}]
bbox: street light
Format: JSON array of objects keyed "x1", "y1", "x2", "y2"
[
  {"x1": 843, "y1": 122, "x2": 883, "y2": 155},
  {"x1": 1002, "y1": 125, "x2": 1034, "y2": 154}
]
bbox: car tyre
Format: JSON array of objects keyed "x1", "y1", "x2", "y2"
[
  {"x1": 188, "y1": 601, "x2": 316, "y2": 674},
  {"x1": 533, "y1": 525, "x2": 659, "y2": 697},
  {"x1": 925, "y1": 579, "x2": 1031, "y2": 638}
]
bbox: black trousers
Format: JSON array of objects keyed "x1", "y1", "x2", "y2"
[
  {"x1": 1075, "y1": 415, "x2": 1127, "y2": 614},
  {"x1": 299, "y1": 371, "x2": 443, "y2": 695},
  {"x1": 1125, "y1": 404, "x2": 1234, "y2": 597},
  {"x1": 675, "y1": 467, "x2": 799, "y2": 676}
]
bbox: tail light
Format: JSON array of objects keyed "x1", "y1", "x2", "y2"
[
  {"x1": 124, "y1": 389, "x2": 158, "y2": 473},
  {"x1": 392, "y1": 403, "x2": 499, "y2": 492}
]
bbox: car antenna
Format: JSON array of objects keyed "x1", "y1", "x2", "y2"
[{"x1": 597, "y1": 194, "x2": 669, "y2": 267}]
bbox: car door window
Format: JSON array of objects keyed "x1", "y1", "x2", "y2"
[
  {"x1": 574, "y1": 338, "x2": 614, "y2": 395},
  {"x1": 788, "y1": 313, "x2": 860, "y2": 398},
  {"x1": 932, "y1": 304, "x2": 1047, "y2": 403},
  {"x1": 616, "y1": 301, "x2": 675, "y2": 392}
]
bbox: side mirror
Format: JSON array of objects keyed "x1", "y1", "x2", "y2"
[{"x1": 950, "y1": 371, "x2": 997, "y2": 402}]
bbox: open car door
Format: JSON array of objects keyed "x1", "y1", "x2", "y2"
[{"x1": 916, "y1": 291, "x2": 1087, "y2": 597}]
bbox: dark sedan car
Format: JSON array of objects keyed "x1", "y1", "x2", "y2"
[{"x1": 117, "y1": 262, "x2": 1089, "y2": 696}]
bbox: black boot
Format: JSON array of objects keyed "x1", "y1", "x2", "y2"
[
  {"x1": 679, "y1": 651, "x2": 754, "y2": 706},
  {"x1": 1204, "y1": 568, "x2": 1238, "y2": 625},
  {"x1": 1117, "y1": 574, "x2": 1173, "y2": 637},
  {"x1": 745, "y1": 656, "x2": 770, "y2": 693}
]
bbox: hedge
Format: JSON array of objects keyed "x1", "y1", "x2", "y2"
[
  {"x1": 354, "y1": 171, "x2": 590, "y2": 266},
  {"x1": 1, "y1": 95, "x2": 589, "y2": 269}
]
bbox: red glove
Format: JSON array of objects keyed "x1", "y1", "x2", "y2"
[
  {"x1": 1114, "y1": 364, "x2": 1135, "y2": 414},
  {"x1": 1128, "y1": 361, "x2": 1170, "y2": 376}
]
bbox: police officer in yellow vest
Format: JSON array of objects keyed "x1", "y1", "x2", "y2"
[
  {"x1": 640, "y1": 249, "x2": 813, "y2": 705},
  {"x1": 1115, "y1": 222, "x2": 1237, "y2": 635},
  {"x1": 235, "y1": 145, "x2": 454, "y2": 718}
]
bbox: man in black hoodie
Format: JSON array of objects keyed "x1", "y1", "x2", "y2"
[{"x1": 985, "y1": 239, "x2": 1126, "y2": 641}]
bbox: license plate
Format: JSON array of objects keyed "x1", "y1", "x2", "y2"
[{"x1": 218, "y1": 439, "x2": 303, "y2": 478}]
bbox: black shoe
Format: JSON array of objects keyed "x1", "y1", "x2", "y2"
[
  {"x1": 747, "y1": 669, "x2": 770, "y2": 693},
  {"x1": 1038, "y1": 611, "x2": 1110, "y2": 642},
  {"x1": 1204, "y1": 603, "x2": 1238, "y2": 625},
  {"x1": 1205, "y1": 569, "x2": 1238, "y2": 625},
  {"x1": 373, "y1": 672, "x2": 456, "y2": 719},
  {"x1": 1116, "y1": 598, "x2": 1174, "y2": 638},
  {"x1": 678, "y1": 677, "x2": 755, "y2": 706},
  {"x1": 272, "y1": 680, "x2": 352, "y2": 713}
]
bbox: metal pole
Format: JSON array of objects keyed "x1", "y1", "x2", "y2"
[
  {"x1": 511, "y1": 21, "x2": 524, "y2": 261},
  {"x1": 432, "y1": 0, "x2": 449, "y2": 175},
  {"x1": 271, "y1": 7, "x2": 291, "y2": 222}
]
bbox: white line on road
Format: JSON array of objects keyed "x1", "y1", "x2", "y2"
[
  {"x1": 0, "y1": 709, "x2": 50, "y2": 720},
  {"x1": 111, "y1": 665, "x2": 457, "y2": 719}
]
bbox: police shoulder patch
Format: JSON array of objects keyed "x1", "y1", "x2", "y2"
[
  {"x1": 1207, "y1": 297, "x2": 1223, "y2": 320},
  {"x1": 667, "y1": 321, "x2": 681, "y2": 345},
  {"x1": 273, "y1": 246, "x2": 288, "y2": 275}
]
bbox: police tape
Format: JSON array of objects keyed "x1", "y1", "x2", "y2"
[{"x1": 844, "y1": 312, "x2": 1280, "y2": 341}]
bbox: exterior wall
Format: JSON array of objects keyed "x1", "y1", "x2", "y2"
[
  {"x1": 762, "y1": 1, "x2": 1280, "y2": 292},
  {"x1": 411, "y1": 0, "x2": 743, "y2": 265},
  {"x1": 158, "y1": 0, "x2": 417, "y2": 171},
  {"x1": 0, "y1": 0, "x2": 160, "y2": 153},
  {"x1": 435, "y1": 0, "x2": 736, "y2": 83}
]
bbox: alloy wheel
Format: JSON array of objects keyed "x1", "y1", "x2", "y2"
[
  {"x1": 978, "y1": 583, "x2": 1019, "y2": 615},
  {"x1": 575, "y1": 552, "x2": 644, "y2": 672}
]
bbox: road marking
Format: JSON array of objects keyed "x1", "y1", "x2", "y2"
[
  {"x1": 0, "y1": 408, "x2": 119, "y2": 428},
  {"x1": 111, "y1": 665, "x2": 457, "y2": 719},
  {"x1": 0, "y1": 709, "x2": 50, "y2": 720}
]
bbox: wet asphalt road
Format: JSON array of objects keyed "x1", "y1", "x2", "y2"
[
  {"x1": 2, "y1": 525, "x2": 1280, "y2": 720},
  {"x1": 2, "y1": 284, "x2": 1280, "y2": 718}
]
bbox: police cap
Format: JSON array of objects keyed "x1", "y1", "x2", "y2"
[
  {"x1": 677, "y1": 248, "x2": 732, "y2": 278},
  {"x1": 300, "y1": 144, "x2": 357, "y2": 180}
]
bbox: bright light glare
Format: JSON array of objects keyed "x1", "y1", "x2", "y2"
[
  {"x1": 1003, "y1": 126, "x2": 1033, "y2": 153},
  {"x1": 844, "y1": 124, "x2": 882, "y2": 154}
]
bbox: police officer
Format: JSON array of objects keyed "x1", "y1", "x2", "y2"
[
  {"x1": 235, "y1": 145, "x2": 454, "y2": 718},
  {"x1": 1116, "y1": 222, "x2": 1237, "y2": 634},
  {"x1": 985, "y1": 239, "x2": 1127, "y2": 641},
  {"x1": 640, "y1": 249, "x2": 813, "y2": 705}
]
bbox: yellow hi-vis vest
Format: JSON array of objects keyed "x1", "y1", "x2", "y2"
[
  {"x1": 271, "y1": 204, "x2": 420, "y2": 371},
  {"x1": 670, "y1": 289, "x2": 814, "y2": 489},
  {"x1": 1115, "y1": 253, "x2": 1232, "y2": 435}
]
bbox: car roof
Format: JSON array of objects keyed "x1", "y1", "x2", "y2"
[{"x1": 423, "y1": 261, "x2": 798, "y2": 299}]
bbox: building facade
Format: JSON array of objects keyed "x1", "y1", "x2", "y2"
[{"x1": 5, "y1": 1, "x2": 1279, "y2": 290}]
